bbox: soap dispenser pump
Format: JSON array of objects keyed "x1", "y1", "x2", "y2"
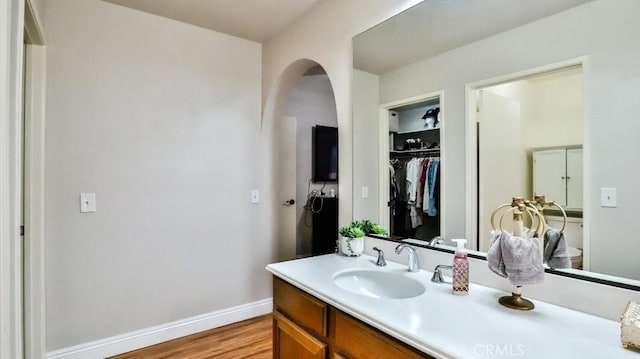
[{"x1": 452, "y1": 239, "x2": 469, "y2": 295}]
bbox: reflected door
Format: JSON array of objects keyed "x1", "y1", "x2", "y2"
[{"x1": 478, "y1": 91, "x2": 524, "y2": 251}]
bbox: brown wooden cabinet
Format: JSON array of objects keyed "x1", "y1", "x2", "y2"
[
  {"x1": 273, "y1": 311, "x2": 327, "y2": 359},
  {"x1": 273, "y1": 277, "x2": 434, "y2": 359}
]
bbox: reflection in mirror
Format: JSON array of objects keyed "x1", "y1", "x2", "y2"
[
  {"x1": 475, "y1": 67, "x2": 584, "y2": 264},
  {"x1": 352, "y1": 0, "x2": 640, "y2": 285},
  {"x1": 388, "y1": 96, "x2": 442, "y2": 241}
]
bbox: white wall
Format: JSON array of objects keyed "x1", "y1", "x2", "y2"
[
  {"x1": 31, "y1": 0, "x2": 44, "y2": 18},
  {"x1": 374, "y1": 0, "x2": 640, "y2": 279},
  {"x1": 45, "y1": 0, "x2": 268, "y2": 351},
  {"x1": 524, "y1": 73, "x2": 584, "y2": 148},
  {"x1": 283, "y1": 74, "x2": 338, "y2": 256},
  {"x1": 483, "y1": 71, "x2": 583, "y2": 204},
  {"x1": 352, "y1": 70, "x2": 380, "y2": 222}
]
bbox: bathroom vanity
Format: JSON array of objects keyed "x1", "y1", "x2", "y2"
[
  {"x1": 273, "y1": 277, "x2": 428, "y2": 358},
  {"x1": 267, "y1": 253, "x2": 637, "y2": 359}
]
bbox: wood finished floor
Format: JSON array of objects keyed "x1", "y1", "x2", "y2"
[{"x1": 109, "y1": 314, "x2": 272, "y2": 359}]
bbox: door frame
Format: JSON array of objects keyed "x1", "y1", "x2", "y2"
[
  {"x1": 1, "y1": 0, "x2": 27, "y2": 357},
  {"x1": 377, "y1": 90, "x2": 445, "y2": 236},
  {"x1": 464, "y1": 57, "x2": 588, "y2": 256},
  {"x1": 1, "y1": 0, "x2": 46, "y2": 357},
  {"x1": 23, "y1": 43, "x2": 47, "y2": 359}
]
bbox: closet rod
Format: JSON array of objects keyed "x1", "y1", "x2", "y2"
[{"x1": 390, "y1": 149, "x2": 440, "y2": 157}]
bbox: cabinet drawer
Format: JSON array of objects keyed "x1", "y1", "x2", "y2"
[
  {"x1": 273, "y1": 311, "x2": 327, "y2": 359},
  {"x1": 273, "y1": 277, "x2": 328, "y2": 337},
  {"x1": 331, "y1": 308, "x2": 432, "y2": 359}
]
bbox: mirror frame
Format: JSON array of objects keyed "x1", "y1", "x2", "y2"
[{"x1": 367, "y1": 235, "x2": 640, "y2": 291}]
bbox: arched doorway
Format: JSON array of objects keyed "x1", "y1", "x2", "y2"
[{"x1": 263, "y1": 60, "x2": 338, "y2": 261}]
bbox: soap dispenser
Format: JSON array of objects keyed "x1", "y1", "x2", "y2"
[{"x1": 452, "y1": 239, "x2": 469, "y2": 295}]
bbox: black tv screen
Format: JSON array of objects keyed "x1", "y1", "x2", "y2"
[{"x1": 313, "y1": 125, "x2": 338, "y2": 182}]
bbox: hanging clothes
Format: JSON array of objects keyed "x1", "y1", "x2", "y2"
[
  {"x1": 415, "y1": 158, "x2": 430, "y2": 209},
  {"x1": 389, "y1": 154, "x2": 440, "y2": 235},
  {"x1": 425, "y1": 159, "x2": 440, "y2": 216},
  {"x1": 405, "y1": 157, "x2": 424, "y2": 228},
  {"x1": 405, "y1": 157, "x2": 422, "y2": 202},
  {"x1": 390, "y1": 159, "x2": 410, "y2": 233}
]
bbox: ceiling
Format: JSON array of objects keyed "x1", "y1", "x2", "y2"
[
  {"x1": 104, "y1": 0, "x2": 320, "y2": 43},
  {"x1": 354, "y1": 0, "x2": 595, "y2": 74}
]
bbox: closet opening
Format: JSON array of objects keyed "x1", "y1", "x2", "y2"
[{"x1": 384, "y1": 93, "x2": 443, "y2": 242}]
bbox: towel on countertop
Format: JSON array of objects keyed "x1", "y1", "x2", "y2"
[
  {"x1": 543, "y1": 227, "x2": 572, "y2": 269},
  {"x1": 487, "y1": 230, "x2": 545, "y2": 286}
]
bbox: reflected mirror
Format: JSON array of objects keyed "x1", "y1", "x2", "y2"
[{"x1": 352, "y1": 0, "x2": 640, "y2": 284}]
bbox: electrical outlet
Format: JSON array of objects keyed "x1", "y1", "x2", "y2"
[
  {"x1": 601, "y1": 187, "x2": 617, "y2": 208},
  {"x1": 251, "y1": 190, "x2": 260, "y2": 204},
  {"x1": 80, "y1": 193, "x2": 96, "y2": 213}
]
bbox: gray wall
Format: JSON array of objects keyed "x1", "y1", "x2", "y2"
[
  {"x1": 45, "y1": 0, "x2": 267, "y2": 350},
  {"x1": 283, "y1": 74, "x2": 338, "y2": 257}
]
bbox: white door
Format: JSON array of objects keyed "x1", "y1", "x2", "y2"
[
  {"x1": 276, "y1": 116, "x2": 297, "y2": 261},
  {"x1": 478, "y1": 91, "x2": 523, "y2": 251},
  {"x1": 566, "y1": 148, "x2": 583, "y2": 209},
  {"x1": 533, "y1": 149, "x2": 567, "y2": 206}
]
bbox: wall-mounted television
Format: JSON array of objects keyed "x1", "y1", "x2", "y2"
[{"x1": 313, "y1": 125, "x2": 338, "y2": 182}]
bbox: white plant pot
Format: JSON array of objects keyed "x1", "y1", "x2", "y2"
[{"x1": 340, "y1": 236, "x2": 364, "y2": 257}]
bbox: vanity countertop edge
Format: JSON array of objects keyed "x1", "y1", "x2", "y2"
[{"x1": 266, "y1": 254, "x2": 635, "y2": 359}]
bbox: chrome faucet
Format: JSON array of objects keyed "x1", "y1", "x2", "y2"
[
  {"x1": 395, "y1": 244, "x2": 419, "y2": 272},
  {"x1": 428, "y1": 236, "x2": 445, "y2": 246},
  {"x1": 431, "y1": 264, "x2": 453, "y2": 283},
  {"x1": 372, "y1": 247, "x2": 386, "y2": 267}
]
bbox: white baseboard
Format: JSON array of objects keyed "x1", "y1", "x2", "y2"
[{"x1": 47, "y1": 298, "x2": 273, "y2": 359}]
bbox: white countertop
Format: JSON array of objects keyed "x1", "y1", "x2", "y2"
[{"x1": 266, "y1": 254, "x2": 636, "y2": 359}]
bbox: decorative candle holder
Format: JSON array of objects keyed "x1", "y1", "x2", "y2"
[{"x1": 621, "y1": 301, "x2": 640, "y2": 351}]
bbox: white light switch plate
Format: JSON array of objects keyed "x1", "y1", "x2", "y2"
[
  {"x1": 601, "y1": 187, "x2": 617, "y2": 207},
  {"x1": 251, "y1": 190, "x2": 260, "y2": 204},
  {"x1": 362, "y1": 186, "x2": 369, "y2": 199},
  {"x1": 80, "y1": 193, "x2": 96, "y2": 213}
]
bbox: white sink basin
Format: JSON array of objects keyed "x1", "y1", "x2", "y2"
[{"x1": 332, "y1": 269, "x2": 425, "y2": 299}]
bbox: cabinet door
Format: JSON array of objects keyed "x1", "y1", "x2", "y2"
[
  {"x1": 566, "y1": 148, "x2": 583, "y2": 209},
  {"x1": 331, "y1": 309, "x2": 430, "y2": 359},
  {"x1": 533, "y1": 149, "x2": 567, "y2": 206},
  {"x1": 274, "y1": 311, "x2": 327, "y2": 359}
]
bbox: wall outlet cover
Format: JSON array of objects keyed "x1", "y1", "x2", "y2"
[
  {"x1": 600, "y1": 187, "x2": 617, "y2": 208},
  {"x1": 80, "y1": 193, "x2": 96, "y2": 213},
  {"x1": 251, "y1": 189, "x2": 260, "y2": 204}
]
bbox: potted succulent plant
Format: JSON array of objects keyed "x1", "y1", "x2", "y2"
[
  {"x1": 338, "y1": 220, "x2": 388, "y2": 257},
  {"x1": 353, "y1": 220, "x2": 388, "y2": 237},
  {"x1": 338, "y1": 224, "x2": 366, "y2": 257}
]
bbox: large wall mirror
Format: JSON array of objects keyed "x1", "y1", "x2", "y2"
[{"x1": 352, "y1": 0, "x2": 640, "y2": 286}]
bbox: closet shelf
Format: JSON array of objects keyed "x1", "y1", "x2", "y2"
[
  {"x1": 393, "y1": 128, "x2": 440, "y2": 135},
  {"x1": 391, "y1": 148, "x2": 440, "y2": 155}
]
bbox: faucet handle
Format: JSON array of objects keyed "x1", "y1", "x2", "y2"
[
  {"x1": 431, "y1": 264, "x2": 453, "y2": 283},
  {"x1": 372, "y1": 247, "x2": 386, "y2": 267}
]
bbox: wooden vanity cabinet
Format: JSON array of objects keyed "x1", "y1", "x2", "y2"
[
  {"x1": 273, "y1": 277, "x2": 433, "y2": 359},
  {"x1": 273, "y1": 311, "x2": 327, "y2": 359}
]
